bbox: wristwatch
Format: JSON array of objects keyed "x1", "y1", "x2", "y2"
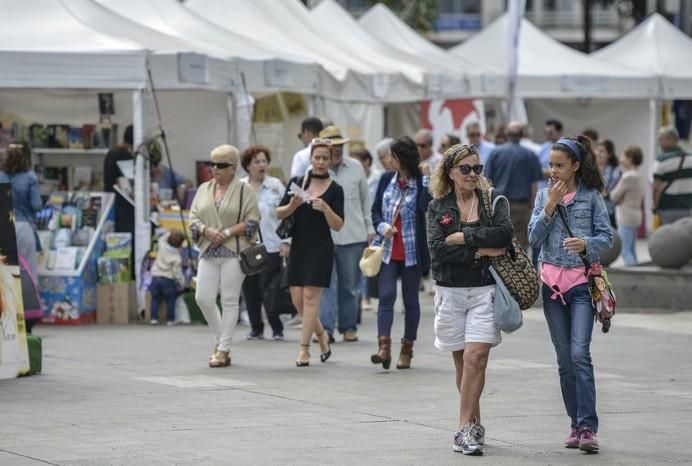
[{"x1": 474, "y1": 250, "x2": 481, "y2": 261}]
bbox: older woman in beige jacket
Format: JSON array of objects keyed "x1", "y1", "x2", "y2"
[{"x1": 190, "y1": 145, "x2": 261, "y2": 367}]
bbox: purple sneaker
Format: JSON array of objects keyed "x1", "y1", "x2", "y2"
[
  {"x1": 579, "y1": 428, "x2": 599, "y2": 453},
  {"x1": 564, "y1": 427, "x2": 580, "y2": 449}
]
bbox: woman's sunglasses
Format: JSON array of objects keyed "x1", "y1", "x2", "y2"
[
  {"x1": 455, "y1": 164, "x2": 483, "y2": 175},
  {"x1": 210, "y1": 162, "x2": 234, "y2": 169}
]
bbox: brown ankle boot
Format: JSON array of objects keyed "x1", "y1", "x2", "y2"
[
  {"x1": 396, "y1": 338, "x2": 414, "y2": 369},
  {"x1": 370, "y1": 336, "x2": 392, "y2": 369}
]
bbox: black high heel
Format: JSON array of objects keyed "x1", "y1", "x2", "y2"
[
  {"x1": 296, "y1": 344, "x2": 310, "y2": 367},
  {"x1": 317, "y1": 332, "x2": 332, "y2": 363}
]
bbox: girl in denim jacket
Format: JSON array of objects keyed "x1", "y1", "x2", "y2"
[{"x1": 528, "y1": 135, "x2": 613, "y2": 453}]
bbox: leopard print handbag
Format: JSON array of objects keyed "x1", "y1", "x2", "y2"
[{"x1": 480, "y1": 189, "x2": 539, "y2": 310}]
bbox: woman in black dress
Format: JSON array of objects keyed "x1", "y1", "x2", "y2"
[{"x1": 277, "y1": 139, "x2": 344, "y2": 367}]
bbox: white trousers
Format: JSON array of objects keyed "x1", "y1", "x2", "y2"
[{"x1": 195, "y1": 257, "x2": 245, "y2": 352}]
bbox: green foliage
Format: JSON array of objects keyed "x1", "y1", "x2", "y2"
[{"x1": 365, "y1": 0, "x2": 438, "y2": 32}]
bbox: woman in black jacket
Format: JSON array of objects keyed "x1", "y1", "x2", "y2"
[
  {"x1": 427, "y1": 144, "x2": 512, "y2": 455},
  {"x1": 370, "y1": 136, "x2": 431, "y2": 370}
]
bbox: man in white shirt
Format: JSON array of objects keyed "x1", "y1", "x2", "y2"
[
  {"x1": 466, "y1": 122, "x2": 496, "y2": 166},
  {"x1": 290, "y1": 117, "x2": 324, "y2": 178},
  {"x1": 318, "y1": 125, "x2": 374, "y2": 343},
  {"x1": 414, "y1": 129, "x2": 441, "y2": 176}
]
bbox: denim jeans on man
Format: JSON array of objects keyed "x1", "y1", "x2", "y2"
[
  {"x1": 150, "y1": 276, "x2": 178, "y2": 322},
  {"x1": 319, "y1": 242, "x2": 366, "y2": 334},
  {"x1": 377, "y1": 260, "x2": 421, "y2": 341},
  {"x1": 542, "y1": 284, "x2": 599, "y2": 432},
  {"x1": 618, "y1": 225, "x2": 638, "y2": 266}
]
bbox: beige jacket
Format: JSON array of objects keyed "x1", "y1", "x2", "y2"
[
  {"x1": 189, "y1": 178, "x2": 261, "y2": 255},
  {"x1": 610, "y1": 170, "x2": 644, "y2": 227},
  {"x1": 151, "y1": 232, "x2": 185, "y2": 287}
]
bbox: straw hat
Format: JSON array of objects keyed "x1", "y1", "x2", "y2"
[{"x1": 319, "y1": 125, "x2": 350, "y2": 145}]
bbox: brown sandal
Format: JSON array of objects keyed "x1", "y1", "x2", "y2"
[{"x1": 209, "y1": 349, "x2": 230, "y2": 368}]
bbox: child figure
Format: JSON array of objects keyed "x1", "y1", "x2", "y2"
[{"x1": 150, "y1": 230, "x2": 185, "y2": 325}]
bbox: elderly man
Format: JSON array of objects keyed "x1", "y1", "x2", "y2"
[
  {"x1": 653, "y1": 126, "x2": 692, "y2": 224},
  {"x1": 414, "y1": 129, "x2": 441, "y2": 175},
  {"x1": 290, "y1": 116, "x2": 324, "y2": 178},
  {"x1": 318, "y1": 125, "x2": 374, "y2": 342},
  {"x1": 438, "y1": 133, "x2": 461, "y2": 156},
  {"x1": 465, "y1": 122, "x2": 495, "y2": 166},
  {"x1": 374, "y1": 137, "x2": 393, "y2": 172},
  {"x1": 484, "y1": 121, "x2": 543, "y2": 249}
]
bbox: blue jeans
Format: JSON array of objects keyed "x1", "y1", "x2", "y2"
[
  {"x1": 618, "y1": 225, "x2": 638, "y2": 266},
  {"x1": 150, "y1": 276, "x2": 178, "y2": 322},
  {"x1": 377, "y1": 260, "x2": 422, "y2": 341},
  {"x1": 319, "y1": 242, "x2": 366, "y2": 334},
  {"x1": 542, "y1": 284, "x2": 599, "y2": 432}
]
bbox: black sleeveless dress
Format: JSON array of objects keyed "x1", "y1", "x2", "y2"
[{"x1": 279, "y1": 177, "x2": 344, "y2": 288}]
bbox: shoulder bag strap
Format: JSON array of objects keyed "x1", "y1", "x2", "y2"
[
  {"x1": 555, "y1": 205, "x2": 592, "y2": 274},
  {"x1": 236, "y1": 183, "x2": 243, "y2": 255}
]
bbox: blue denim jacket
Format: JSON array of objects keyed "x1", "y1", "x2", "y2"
[
  {"x1": 528, "y1": 182, "x2": 613, "y2": 267},
  {"x1": 0, "y1": 170, "x2": 42, "y2": 223}
]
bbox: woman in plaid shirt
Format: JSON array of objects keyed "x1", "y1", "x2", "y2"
[{"x1": 370, "y1": 136, "x2": 431, "y2": 371}]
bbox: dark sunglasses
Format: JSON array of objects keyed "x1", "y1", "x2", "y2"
[
  {"x1": 456, "y1": 164, "x2": 483, "y2": 175},
  {"x1": 210, "y1": 162, "x2": 234, "y2": 169}
]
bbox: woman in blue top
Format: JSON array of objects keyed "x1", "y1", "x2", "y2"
[
  {"x1": 0, "y1": 141, "x2": 43, "y2": 328},
  {"x1": 528, "y1": 135, "x2": 613, "y2": 453}
]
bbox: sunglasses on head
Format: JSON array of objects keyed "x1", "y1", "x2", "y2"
[
  {"x1": 456, "y1": 164, "x2": 483, "y2": 175},
  {"x1": 311, "y1": 138, "x2": 333, "y2": 145},
  {"x1": 210, "y1": 162, "x2": 234, "y2": 169}
]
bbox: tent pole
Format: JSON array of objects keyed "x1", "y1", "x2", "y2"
[
  {"x1": 645, "y1": 97, "x2": 658, "y2": 236},
  {"x1": 132, "y1": 88, "x2": 149, "y2": 314}
]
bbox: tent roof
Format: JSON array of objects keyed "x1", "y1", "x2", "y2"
[
  {"x1": 311, "y1": 0, "x2": 428, "y2": 84},
  {"x1": 593, "y1": 13, "x2": 692, "y2": 98},
  {"x1": 0, "y1": 0, "x2": 147, "y2": 89},
  {"x1": 1, "y1": 0, "x2": 142, "y2": 52},
  {"x1": 185, "y1": 0, "x2": 355, "y2": 81},
  {"x1": 450, "y1": 13, "x2": 657, "y2": 98},
  {"x1": 358, "y1": 3, "x2": 503, "y2": 97},
  {"x1": 95, "y1": 0, "x2": 320, "y2": 95},
  {"x1": 187, "y1": 0, "x2": 421, "y2": 102}
]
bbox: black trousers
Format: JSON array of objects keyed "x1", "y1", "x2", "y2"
[{"x1": 242, "y1": 252, "x2": 284, "y2": 336}]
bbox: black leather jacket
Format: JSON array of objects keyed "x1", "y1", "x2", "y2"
[{"x1": 427, "y1": 189, "x2": 513, "y2": 284}]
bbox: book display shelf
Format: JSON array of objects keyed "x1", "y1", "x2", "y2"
[{"x1": 37, "y1": 191, "x2": 115, "y2": 324}]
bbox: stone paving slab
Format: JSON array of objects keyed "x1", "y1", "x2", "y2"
[{"x1": 1, "y1": 295, "x2": 691, "y2": 465}]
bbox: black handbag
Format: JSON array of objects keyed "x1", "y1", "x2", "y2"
[
  {"x1": 275, "y1": 175, "x2": 307, "y2": 239},
  {"x1": 236, "y1": 184, "x2": 269, "y2": 276},
  {"x1": 275, "y1": 215, "x2": 295, "y2": 240}
]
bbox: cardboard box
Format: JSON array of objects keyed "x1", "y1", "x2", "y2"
[{"x1": 96, "y1": 283, "x2": 135, "y2": 324}]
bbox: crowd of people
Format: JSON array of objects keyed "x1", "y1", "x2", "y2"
[{"x1": 4, "y1": 113, "x2": 691, "y2": 457}]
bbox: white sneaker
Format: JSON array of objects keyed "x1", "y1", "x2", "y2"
[
  {"x1": 150, "y1": 319, "x2": 159, "y2": 326},
  {"x1": 166, "y1": 321, "x2": 176, "y2": 326},
  {"x1": 283, "y1": 315, "x2": 302, "y2": 327}
]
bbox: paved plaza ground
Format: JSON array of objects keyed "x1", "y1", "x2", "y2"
[{"x1": 2, "y1": 291, "x2": 692, "y2": 465}]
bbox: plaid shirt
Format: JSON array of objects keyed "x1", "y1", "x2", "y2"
[{"x1": 373, "y1": 174, "x2": 428, "y2": 267}]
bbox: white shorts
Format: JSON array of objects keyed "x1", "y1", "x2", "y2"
[{"x1": 433, "y1": 285, "x2": 501, "y2": 352}]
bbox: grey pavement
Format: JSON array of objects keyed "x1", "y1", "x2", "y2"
[{"x1": 1, "y1": 292, "x2": 692, "y2": 465}]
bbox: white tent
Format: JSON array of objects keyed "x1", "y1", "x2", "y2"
[
  {"x1": 450, "y1": 14, "x2": 657, "y2": 99},
  {"x1": 358, "y1": 3, "x2": 504, "y2": 98},
  {"x1": 593, "y1": 13, "x2": 692, "y2": 99},
  {"x1": 95, "y1": 0, "x2": 321, "y2": 96}
]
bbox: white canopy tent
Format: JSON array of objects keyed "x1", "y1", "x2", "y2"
[
  {"x1": 594, "y1": 13, "x2": 692, "y2": 99},
  {"x1": 95, "y1": 0, "x2": 320, "y2": 97},
  {"x1": 450, "y1": 13, "x2": 657, "y2": 99},
  {"x1": 358, "y1": 3, "x2": 504, "y2": 99}
]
